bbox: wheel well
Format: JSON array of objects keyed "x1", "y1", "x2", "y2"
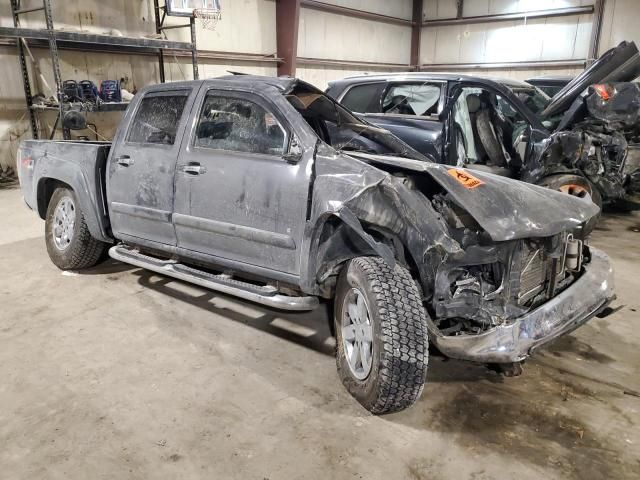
[
  {"x1": 37, "y1": 178, "x2": 71, "y2": 219},
  {"x1": 313, "y1": 217, "x2": 422, "y2": 298}
]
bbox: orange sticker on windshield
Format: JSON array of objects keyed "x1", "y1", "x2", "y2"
[{"x1": 447, "y1": 168, "x2": 484, "y2": 189}]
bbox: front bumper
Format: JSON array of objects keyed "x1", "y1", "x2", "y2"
[{"x1": 430, "y1": 247, "x2": 615, "y2": 363}]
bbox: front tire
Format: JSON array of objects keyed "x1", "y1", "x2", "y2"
[
  {"x1": 45, "y1": 187, "x2": 107, "y2": 270},
  {"x1": 334, "y1": 257, "x2": 429, "y2": 414},
  {"x1": 540, "y1": 174, "x2": 602, "y2": 234}
]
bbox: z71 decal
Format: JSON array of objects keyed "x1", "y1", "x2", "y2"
[{"x1": 447, "y1": 168, "x2": 485, "y2": 189}]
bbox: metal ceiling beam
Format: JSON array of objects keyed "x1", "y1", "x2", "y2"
[
  {"x1": 276, "y1": 0, "x2": 301, "y2": 76},
  {"x1": 300, "y1": 0, "x2": 413, "y2": 27},
  {"x1": 0, "y1": 26, "x2": 193, "y2": 50},
  {"x1": 297, "y1": 57, "x2": 410, "y2": 70},
  {"x1": 410, "y1": 0, "x2": 423, "y2": 70},
  {"x1": 422, "y1": 5, "x2": 594, "y2": 27},
  {"x1": 419, "y1": 59, "x2": 587, "y2": 70},
  {"x1": 0, "y1": 38, "x2": 282, "y2": 64}
]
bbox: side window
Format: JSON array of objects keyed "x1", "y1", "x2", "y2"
[
  {"x1": 195, "y1": 94, "x2": 286, "y2": 156},
  {"x1": 340, "y1": 83, "x2": 385, "y2": 113},
  {"x1": 127, "y1": 91, "x2": 190, "y2": 145},
  {"x1": 382, "y1": 83, "x2": 442, "y2": 116}
]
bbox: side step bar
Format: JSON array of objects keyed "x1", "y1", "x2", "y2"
[{"x1": 108, "y1": 245, "x2": 319, "y2": 311}]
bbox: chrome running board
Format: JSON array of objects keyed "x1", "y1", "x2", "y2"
[{"x1": 109, "y1": 245, "x2": 319, "y2": 311}]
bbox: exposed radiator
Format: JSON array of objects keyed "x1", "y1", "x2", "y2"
[{"x1": 518, "y1": 245, "x2": 547, "y2": 305}]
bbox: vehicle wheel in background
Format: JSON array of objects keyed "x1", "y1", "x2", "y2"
[
  {"x1": 334, "y1": 256, "x2": 429, "y2": 414},
  {"x1": 45, "y1": 187, "x2": 107, "y2": 270},
  {"x1": 540, "y1": 174, "x2": 602, "y2": 234}
]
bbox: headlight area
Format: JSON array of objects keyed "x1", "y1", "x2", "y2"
[{"x1": 430, "y1": 234, "x2": 588, "y2": 337}]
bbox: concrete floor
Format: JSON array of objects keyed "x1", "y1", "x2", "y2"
[{"x1": 0, "y1": 185, "x2": 639, "y2": 480}]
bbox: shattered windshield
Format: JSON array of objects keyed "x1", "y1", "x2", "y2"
[{"x1": 286, "y1": 89, "x2": 427, "y2": 161}]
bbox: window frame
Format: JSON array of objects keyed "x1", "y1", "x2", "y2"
[
  {"x1": 125, "y1": 89, "x2": 192, "y2": 147},
  {"x1": 191, "y1": 88, "x2": 292, "y2": 159}
]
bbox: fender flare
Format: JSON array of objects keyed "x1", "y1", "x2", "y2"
[
  {"x1": 36, "y1": 172, "x2": 111, "y2": 243},
  {"x1": 334, "y1": 207, "x2": 396, "y2": 269}
]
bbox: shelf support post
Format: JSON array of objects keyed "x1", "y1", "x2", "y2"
[{"x1": 11, "y1": 0, "x2": 39, "y2": 139}]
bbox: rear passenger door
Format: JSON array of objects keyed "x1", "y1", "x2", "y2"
[
  {"x1": 107, "y1": 88, "x2": 194, "y2": 247},
  {"x1": 173, "y1": 88, "x2": 311, "y2": 276}
]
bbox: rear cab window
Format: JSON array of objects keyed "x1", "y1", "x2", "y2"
[{"x1": 127, "y1": 90, "x2": 191, "y2": 145}]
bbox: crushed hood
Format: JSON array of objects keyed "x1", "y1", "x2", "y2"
[
  {"x1": 541, "y1": 41, "x2": 640, "y2": 119},
  {"x1": 347, "y1": 153, "x2": 599, "y2": 241}
]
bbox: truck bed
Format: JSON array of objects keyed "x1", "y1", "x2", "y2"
[{"x1": 18, "y1": 140, "x2": 112, "y2": 241}]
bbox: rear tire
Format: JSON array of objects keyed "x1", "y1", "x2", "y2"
[
  {"x1": 45, "y1": 187, "x2": 107, "y2": 270},
  {"x1": 334, "y1": 257, "x2": 429, "y2": 414}
]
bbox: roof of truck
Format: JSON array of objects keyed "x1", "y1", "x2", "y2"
[
  {"x1": 138, "y1": 75, "x2": 321, "y2": 95},
  {"x1": 215, "y1": 74, "x2": 300, "y2": 91}
]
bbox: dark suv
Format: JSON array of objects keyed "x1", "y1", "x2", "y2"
[{"x1": 326, "y1": 41, "x2": 640, "y2": 209}]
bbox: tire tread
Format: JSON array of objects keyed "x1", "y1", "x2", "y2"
[
  {"x1": 45, "y1": 187, "x2": 106, "y2": 270},
  {"x1": 339, "y1": 257, "x2": 429, "y2": 414}
]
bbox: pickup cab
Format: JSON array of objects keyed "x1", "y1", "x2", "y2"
[{"x1": 18, "y1": 75, "x2": 615, "y2": 414}]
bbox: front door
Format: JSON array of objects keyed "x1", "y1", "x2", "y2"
[
  {"x1": 173, "y1": 88, "x2": 311, "y2": 275},
  {"x1": 107, "y1": 88, "x2": 194, "y2": 246}
]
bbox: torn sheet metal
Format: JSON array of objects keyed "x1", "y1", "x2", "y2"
[
  {"x1": 586, "y1": 82, "x2": 640, "y2": 125},
  {"x1": 335, "y1": 152, "x2": 598, "y2": 241},
  {"x1": 430, "y1": 248, "x2": 614, "y2": 363},
  {"x1": 541, "y1": 40, "x2": 640, "y2": 118},
  {"x1": 302, "y1": 143, "x2": 603, "y2": 334}
]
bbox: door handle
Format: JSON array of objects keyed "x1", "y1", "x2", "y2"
[
  {"x1": 115, "y1": 155, "x2": 134, "y2": 167},
  {"x1": 180, "y1": 163, "x2": 206, "y2": 175}
]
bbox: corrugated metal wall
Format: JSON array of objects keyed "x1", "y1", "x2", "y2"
[
  {"x1": 1, "y1": 0, "x2": 639, "y2": 172},
  {"x1": 421, "y1": 0, "x2": 592, "y2": 72}
]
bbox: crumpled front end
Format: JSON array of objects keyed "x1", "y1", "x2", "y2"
[
  {"x1": 530, "y1": 81, "x2": 640, "y2": 200},
  {"x1": 430, "y1": 247, "x2": 614, "y2": 363},
  {"x1": 426, "y1": 187, "x2": 614, "y2": 362},
  {"x1": 308, "y1": 151, "x2": 611, "y2": 364}
]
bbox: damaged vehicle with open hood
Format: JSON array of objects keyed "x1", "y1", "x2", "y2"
[
  {"x1": 17, "y1": 75, "x2": 615, "y2": 414},
  {"x1": 326, "y1": 41, "x2": 640, "y2": 215}
]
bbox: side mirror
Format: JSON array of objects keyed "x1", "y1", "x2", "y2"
[{"x1": 283, "y1": 135, "x2": 302, "y2": 164}]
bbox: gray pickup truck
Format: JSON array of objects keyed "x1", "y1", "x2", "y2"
[{"x1": 17, "y1": 75, "x2": 615, "y2": 414}]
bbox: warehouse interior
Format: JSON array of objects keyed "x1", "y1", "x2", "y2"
[{"x1": 0, "y1": 1, "x2": 639, "y2": 479}]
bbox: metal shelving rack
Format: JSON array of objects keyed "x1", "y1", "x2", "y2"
[{"x1": 0, "y1": 0, "x2": 199, "y2": 140}]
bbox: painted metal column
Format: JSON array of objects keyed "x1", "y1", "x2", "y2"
[
  {"x1": 588, "y1": 0, "x2": 606, "y2": 64},
  {"x1": 42, "y1": 0, "x2": 68, "y2": 139},
  {"x1": 190, "y1": 16, "x2": 199, "y2": 80},
  {"x1": 154, "y1": 0, "x2": 166, "y2": 83},
  {"x1": 10, "y1": 0, "x2": 39, "y2": 139},
  {"x1": 276, "y1": 0, "x2": 301, "y2": 76},
  {"x1": 410, "y1": 0, "x2": 423, "y2": 71}
]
